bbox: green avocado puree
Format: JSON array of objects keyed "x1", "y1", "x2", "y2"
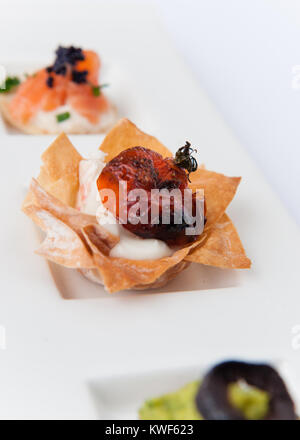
[{"x1": 139, "y1": 380, "x2": 269, "y2": 420}]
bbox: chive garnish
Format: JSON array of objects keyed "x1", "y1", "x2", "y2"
[
  {"x1": 56, "y1": 112, "x2": 71, "y2": 123},
  {"x1": 91, "y1": 83, "x2": 109, "y2": 97},
  {"x1": 0, "y1": 76, "x2": 20, "y2": 93},
  {"x1": 92, "y1": 86, "x2": 100, "y2": 97}
]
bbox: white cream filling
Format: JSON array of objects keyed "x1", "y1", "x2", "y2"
[
  {"x1": 76, "y1": 155, "x2": 173, "y2": 260},
  {"x1": 30, "y1": 104, "x2": 116, "y2": 133}
]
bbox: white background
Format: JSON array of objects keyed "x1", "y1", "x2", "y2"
[
  {"x1": 150, "y1": 0, "x2": 300, "y2": 226},
  {"x1": 1, "y1": 0, "x2": 300, "y2": 418}
]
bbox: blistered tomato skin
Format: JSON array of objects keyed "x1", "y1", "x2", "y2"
[{"x1": 97, "y1": 146, "x2": 200, "y2": 246}]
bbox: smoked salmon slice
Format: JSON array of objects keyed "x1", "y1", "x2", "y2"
[
  {"x1": 8, "y1": 48, "x2": 107, "y2": 124},
  {"x1": 68, "y1": 82, "x2": 109, "y2": 124},
  {"x1": 9, "y1": 69, "x2": 48, "y2": 123}
]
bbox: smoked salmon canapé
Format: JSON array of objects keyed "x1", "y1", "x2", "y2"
[{"x1": 0, "y1": 46, "x2": 117, "y2": 134}]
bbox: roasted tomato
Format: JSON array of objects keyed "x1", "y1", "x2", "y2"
[{"x1": 97, "y1": 144, "x2": 203, "y2": 246}]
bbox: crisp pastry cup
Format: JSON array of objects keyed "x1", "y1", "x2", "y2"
[
  {"x1": 22, "y1": 118, "x2": 251, "y2": 293},
  {"x1": 0, "y1": 94, "x2": 117, "y2": 135}
]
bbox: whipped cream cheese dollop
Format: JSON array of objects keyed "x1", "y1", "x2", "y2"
[
  {"x1": 31, "y1": 104, "x2": 116, "y2": 134},
  {"x1": 76, "y1": 154, "x2": 173, "y2": 260}
]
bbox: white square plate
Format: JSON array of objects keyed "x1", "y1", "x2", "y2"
[
  {"x1": 89, "y1": 361, "x2": 300, "y2": 419},
  {"x1": 0, "y1": 0, "x2": 299, "y2": 419}
]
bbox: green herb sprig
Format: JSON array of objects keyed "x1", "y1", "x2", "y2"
[
  {"x1": 91, "y1": 83, "x2": 109, "y2": 97},
  {"x1": 56, "y1": 112, "x2": 71, "y2": 123},
  {"x1": 174, "y1": 141, "x2": 198, "y2": 182},
  {"x1": 0, "y1": 76, "x2": 20, "y2": 93}
]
